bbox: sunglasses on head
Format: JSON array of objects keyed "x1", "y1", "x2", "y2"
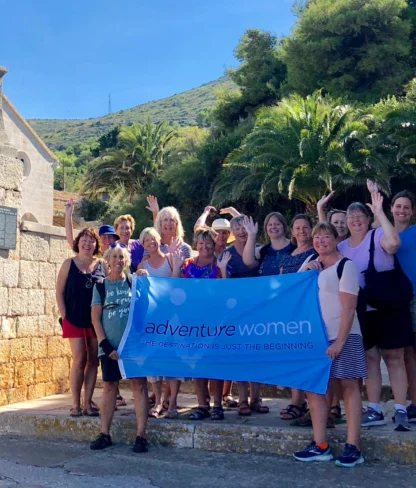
[{"x1": 110, "y1": 243, "x2": 127, "y2": 249}]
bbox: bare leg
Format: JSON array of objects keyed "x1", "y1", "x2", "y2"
[
  {"x1": 210, "y1": 379, "x2": 224, "y2": 408},
  {"x1": 195, "y1": 379, "x2": 208, "y2": 407},
  {"x1": 307, "y1": 392, "x2": 328, "y2": 444},
  {"x1": 130, "y1": 378, "x2": 148, "y2": 437},
  {"x1": 83, "y1": 337, "x2": 98, "y2": 410},
  {"x1": 168, "y1": 380, "x2": 181, "y2": 411},
  {"x1": 249, "y1": 382, "x2": 261, "y2": 402},
  {"x1": 364, "y1": 346, "x2": 382, "y2": 403},
  {"x1": 340, "y1": 379, "x2": 362, "y2": 449},
  {"x1": 68, "y1": 338, "x2": 87, "y2": 409},
  {"x1": 382, "y1": 348, "x2": 408, "y2": 406},
  {"x1": 100, "y1": 381, "x2": 118, "y2": 435},
  {"x1": 237, "y1": 382, "x2": 249, "y2": 404},
  {"x1": 222, "y1": 380, "x2": 233, "y2": 397},
  {"x1": 404, "y1": 344, "x2": 416, "y2": 405}
]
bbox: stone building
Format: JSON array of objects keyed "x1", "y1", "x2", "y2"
[{"x1": 0, "y1": 67, "x2": 72, "y2": 406}]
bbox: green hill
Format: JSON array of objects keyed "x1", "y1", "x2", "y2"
[{"x1": 28, "y1": 76, "x2": 236, "y2": 151}]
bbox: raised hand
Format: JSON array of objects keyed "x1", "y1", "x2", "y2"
[
  {"x1": 167, "y1": 236, "x2": 181, "y2": 254},
  {"x1": 172, "y1": 249, "x2": 184, "y2": 269},
  {"x1": 242, "y1": 216, "x2": 258, "y2": 236},
  {"x1": 65, "y1": 198, "x2": 75, "y2": 217},
  {"x1": 217, "y1": 251, "x2": 232, "y2": 269},
  {"x1": 220, "y1": 207, "x2": 240, "y2": 217},
  {"x1": 204, "y1": 206, "x2": 216, "y2": 214},
  {"x1": 146, "y1": 195, "x2": 159, "y2": 214},
  {"x1": 367, "y1": 190, "x2": 384, "y2": 217},
  {"x1": 317, "y1": 191, "x2": 335, "y2": 210},
  {"x1": 366, "y1": 179, "x2": 379, "y2": 195}
]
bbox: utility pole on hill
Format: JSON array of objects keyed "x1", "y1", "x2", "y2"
[{"x1": 108, "y1": 93, "x2": 112, "y2": 115}]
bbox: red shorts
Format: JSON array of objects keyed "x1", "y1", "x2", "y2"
[{"x1": 62, "y1": 317, "x2": 96, "y2": 339}]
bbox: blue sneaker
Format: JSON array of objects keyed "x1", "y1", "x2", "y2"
[
  {"x1": 293, "y1": 441, "x2": 333, "y2": 462},
  {"x1": 335, "y1": 444, "x2": 364, "y2": 468},
  {"x1": 361, "y1": 407, "x2": 386, "y2": 427}
]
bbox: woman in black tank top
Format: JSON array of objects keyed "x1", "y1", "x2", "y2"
[{"x1": 56, "y1": 228, "x2": 106, "y2": 417}]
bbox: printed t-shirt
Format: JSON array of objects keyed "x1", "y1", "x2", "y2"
[
  {"x1": 92, "y1": 278, "x2": 131, "y2": 357},
  {"x1": 397, "y1": 225, "x2": 416, "y2": 294},
  {"x1": 279, "y1": 248, "x2": 316, "y2": 274},
  {"x1": 258, "y1": 242, "x2": 296, "y2": 276},
  {"x1": 180, "y1": 258, "x2": 224, "y2": 279},
  {"x1": 161, "y1": 241, "x2": 192, "y2": 259}
]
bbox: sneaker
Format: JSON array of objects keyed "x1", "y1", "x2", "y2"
[
  {"x1": 132, "y1": 435, "x2": 148, "y2": 453},
  {"x1": 394, "y1": 409, "x2": 411, "y2": 432},
  {"x1": 407, "y1": 404, "x2": 416, "y2": 423},
  {"x1": 90, "y1": 433, "x2": 112, "y2": 450},
  {"x1": 293, "y1": 441, "x2": 333, "y2": 462},
  {"x1": 361, "y1": 407, "x2": 386, "y2": 427},
  {"x1": 335, "y1": 443, "x2": 364, "y2": 468}
]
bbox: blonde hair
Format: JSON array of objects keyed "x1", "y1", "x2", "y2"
[
  {"x1": 139, "y1": 227, "x2": 161, "y2": 246},
  {"x1": 155, "y1": 206, "x2": 185, "y2": 241},
  {"x1": 193, "y1": 226, "x2": 217, "y2": 248},
  {"x1": 103, "y1": 243, "x2": 131, "y2": 268},
  {"x1": 114, "y1": 214, "x2": 136, "y2": 233}
]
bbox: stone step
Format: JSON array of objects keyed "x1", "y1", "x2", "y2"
[{"x1": 0, "y1": 391, "x2": 415, "y2": 465}]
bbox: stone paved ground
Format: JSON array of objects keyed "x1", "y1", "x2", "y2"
[{"x1": 0, "y1": 436, "x2": 416, "y2": 488}]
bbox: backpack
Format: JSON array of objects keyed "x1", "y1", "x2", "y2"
[
  {"x1": 96, "y1": 274, "x2": 133, "y2": 307},
  {"x1": 309, "y1": 254, "x2": 367, "y2": 327}
]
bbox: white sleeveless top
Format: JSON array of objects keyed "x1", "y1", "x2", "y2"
[{"x1": 143, "y1": 257, "x2": 172, "y2": 277}]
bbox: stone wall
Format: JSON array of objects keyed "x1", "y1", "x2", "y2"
[{"x1": 0, "y1": 222, "x2": 73, "y2": 406}]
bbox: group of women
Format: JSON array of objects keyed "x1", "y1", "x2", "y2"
[{"x1": 55, "y1": 183, "x2": 416, "y2": 468}]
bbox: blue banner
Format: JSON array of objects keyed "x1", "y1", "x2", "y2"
[{"x1": 118, "y1": 272, "x2": 331, "y2": 394}]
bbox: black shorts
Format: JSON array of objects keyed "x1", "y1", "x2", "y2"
[
  {"x1": 362, "y1": 309, "x2": 413, "y2": 351},
  {"x1": 100, "y1": 355, "x2": 122, "y2": 382}
]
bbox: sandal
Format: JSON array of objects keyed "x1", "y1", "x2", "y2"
[
  {"x1": 91, "y1": 401, "x2": 100, "y2": 411},
  {"x1": 280, "y1": 404, "x2": 304, "y2": 420},
  {"x1": 280, "y1": 401, "x2": 308, "y2": 415},
  {"x1": 238, "y1": 401, "x2": 251, "y2": 417},
  {"x1": 329, "y1": 405, "x2": 342, "y2": 424},
  {"x1": 223, "y1": 394, "x2": 238, "y2": 409},
  {"x1": 148, "y1": 395, "x2": 156, "y2": 407},
  {"x1": 82, "y1": 408, "x2": 100, "y2": 417},
  {"x1": 189, "y1": 407, "x2": 211, "y2": 421},
  {"x1": 290, "y1": 410, "x2": 335, "y2": 429},
  {"x1": 250, "y1": 398, "x2": 269, "y2": 414},
  {"x1": 148, "y1": 405, "x2": 163, "y2": 418},
  {"x1": 162, "y1": 400, "x2": 170, "y2": 411},
  {"x1": 116, "y1": 396, "x2": 127, "y2": 407},
  {"x1": 211, "y1": 407, "x2": 225, "y2": 421},
  {"x1": 165, "y1": 409, "x2": 179, "y2": 419},
  {"x1": 69, "y1": 407, "x2": 82, "y2": 417}
]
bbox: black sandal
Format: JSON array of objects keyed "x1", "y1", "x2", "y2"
[
  {"x1": 188, "y1": 407, "x2": 211, "y2": 421},
  {"x1": 211, "y1": 407, "x2": 225, "y2": 421},
  {"x1": 223, "y1": 394, "x2": 238, "y2": 409},
  {"x1": 280, "y1": 404, "x2": 304, "y2": 420}
]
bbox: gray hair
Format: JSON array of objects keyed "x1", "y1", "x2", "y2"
[
  {"x1": 346, "y1": 202, "x2": 371, "y2": 218},
  {"x1": 230, "y1": 215, "x2": 246, "y2": 230}
]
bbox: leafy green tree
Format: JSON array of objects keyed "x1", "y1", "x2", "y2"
[
  {"x1": 83, "y1": 119, "x2": 176, "y2": 201},
  {"x1": 283, "y1": 0, "x2": 413, "y2": 101}
]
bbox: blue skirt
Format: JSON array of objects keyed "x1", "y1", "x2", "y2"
[{"x1": 329, "y1": 334, "x2": 368, "y2": 379}]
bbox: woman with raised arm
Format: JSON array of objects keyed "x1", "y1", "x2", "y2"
[
  {"x1": 172, "y1": 227, "x2": 231, "y2": 421},
  {"x1": 113, "y1": 214, "x2": 144, "y2": 273},
  {"x1": 242, "y1": 213, "x2": 295, "y2": 275},
  {"x1": 338, "y1": 188, "x2": 412, "y2": 432},
  {"x1": 388, "y1": 190, "x2": 416, "y2": 423},
  {"x1": 89, "y1": 243, "x2": 148, "y2": 453},
  {"x1": 294, "y1": 222, "x2": 366, "y2": 468},
  {"x1": 56, "y1": 228, "x2": 106, "y2": 417},
  {"x1": 317, "y1": 192, "x2": 349, "y2": 243}
]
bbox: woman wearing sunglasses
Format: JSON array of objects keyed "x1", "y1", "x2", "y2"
[{"x1": 56, "y1": 228, "x2": 107, "y2": 418}]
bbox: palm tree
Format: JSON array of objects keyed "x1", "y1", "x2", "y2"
[
  {"x1": 83, "y1": 119, "x2": 175, "y2": 201},
  {"x1": 219, "y1": 91, "x2": 388, "y2": 211}
]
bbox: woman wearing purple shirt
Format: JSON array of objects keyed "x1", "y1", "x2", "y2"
[{"x1": 338, "y1": 190, "x2": 412, "y2": 432}]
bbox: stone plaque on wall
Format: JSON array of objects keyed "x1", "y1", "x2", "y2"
[{"x1": 0, "y1": 205, "x2": 17, "y2": 250}]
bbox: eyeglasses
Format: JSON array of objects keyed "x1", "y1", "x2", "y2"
[{"x1": 110, "y1": 243, "x2": 127, "y2": 249}]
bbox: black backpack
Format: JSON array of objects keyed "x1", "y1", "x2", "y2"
[
  {"x1": 309, "y1": 254, "x2": 367, "y2": 327},
  {"x1": 95, "y1": 274, "x2": 133, "y2": 306}
]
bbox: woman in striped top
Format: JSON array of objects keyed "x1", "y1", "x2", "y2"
[{"x1": 294, "y1": 222, "x2": 366, "y2": 468}]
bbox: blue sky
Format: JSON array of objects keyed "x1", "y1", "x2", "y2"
[{"x1": 1, "y1": 0, "x2": 296, "y2": 120}]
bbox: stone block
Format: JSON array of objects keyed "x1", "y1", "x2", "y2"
[
  {"x1": 0, "y1": 340, "x2": 11, "y2": 362},
  {"x1": 47, "y1": 336, "x2": 69, "y2": 358},
  {"x1": 27, "y1": 289, "x2": 45, "y2": 315},
  {"x1": 0, "y1": 362, "x2": 14, "y2": 388},
  {"x1": 38, "y1": 262, "x2": 56, "y2": 289},
  {"x1": 18, "y1": 261, "x2": 39, "y2": 288},
  {"x1": 8, "y1": 288, "x2": 28, "y2": 316},
  {"x1": 10, "y1": 338, "x2": 32, "y2": 361},
  {"x1": 0, "y1": 156, "x2": 23, "y2": 191},
  {"x1": 20, "y1": 232, "x2": 50, "y2": 262},
  {"x1": 7, "y1": 387, "x2": 28, "y2": 404},
  {"x1": 0, "y1": 287, "x2": 8, "y2": 315},
  {"x1": 35, "y1": 358, "x2": 53, "y2": 383},
  {"x1": 45, "y1": 289, "x2": 58, "y2": 316},
  {"x1": 37, "y1": 315, "x2": 55, "y2": 337},
  {"x1": 0, "y1": 389, "x2": 8, "y2": 406},
  {"x1": 49, "y1": 236, "x2": 70, "y2": 264},
  {"x1": 14, "y1": 360, "x2": 35, "y2": 387},
  {"x1": 0, "y1": 317, "x2": 16, "y2": 339},
  {"x1": 45, "y1": 379, "x2": 70, "y2": 396},
  {"x1": 16, "y1": 316, "x2": 38, "y2": 338},
  {"x1": 27, "y1": 382, "x2": 47, "y2": 400},
  {"x1": 4, "y1": 190, "x2": 22, "y2": 213},
  {"x1": 52, "y1": 356, "x2": 70, "y2": 381},
  {"x1": 2, "y1": 261, "x2": 19, "y2": 287},
  {"x1": 31, "y1": 337, "x2": 48, "y2": 359}
]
